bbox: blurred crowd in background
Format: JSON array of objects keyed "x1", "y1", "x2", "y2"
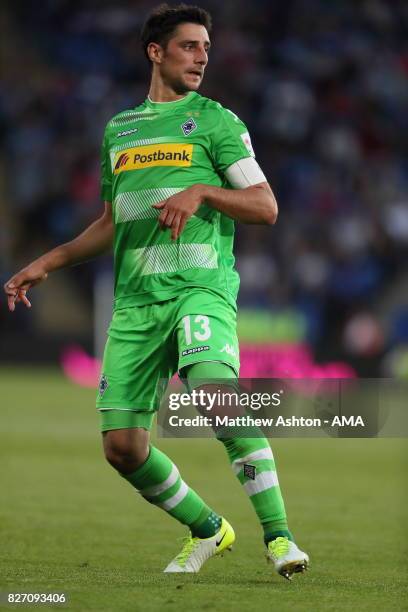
[{"x1": 1, "y1": 0, "x2": 407, "y2": 377}]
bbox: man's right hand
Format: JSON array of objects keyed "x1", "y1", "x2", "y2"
[
  {"x1": 4, "y1": 202, "x2": 114, "y2": 312},
  {"x1": 4, "y1": 261, "x2": 49, "y2": 312}
]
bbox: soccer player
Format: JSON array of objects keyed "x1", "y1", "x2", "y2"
[{"x1": 4, "y1": 4, "x2": 309, "y2": 579}]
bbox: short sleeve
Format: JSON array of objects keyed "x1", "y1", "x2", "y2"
[
  {"x1": 210, "y1": 106, "x2": 256, "y2": 176},
  {"x1": 100, "y1": 128, "x2": 113, "y2": 203}
]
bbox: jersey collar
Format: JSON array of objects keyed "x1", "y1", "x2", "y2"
[{"x1": 145, "y1": 91, "x2": 196, "y2": 111}]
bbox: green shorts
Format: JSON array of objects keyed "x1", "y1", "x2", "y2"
[{"x1": 97, "y1": 289, "x2": 240, "y2": 431}]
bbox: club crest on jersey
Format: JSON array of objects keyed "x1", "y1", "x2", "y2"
[{"x1": 181, "y1": 117, "x2": 197, "y2": 136}]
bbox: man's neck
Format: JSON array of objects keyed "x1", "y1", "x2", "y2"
[{"x1": 148, "y1": 81, "x2": 191, "y2": 103}]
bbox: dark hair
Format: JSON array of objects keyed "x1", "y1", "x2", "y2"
[{"x1": 141, "y1": 3, "x2": 212, "y2": 60}]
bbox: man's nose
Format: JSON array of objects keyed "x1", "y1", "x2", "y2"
[{"x1": 195, "y1": 47, "x2": 208, "y2": 65}]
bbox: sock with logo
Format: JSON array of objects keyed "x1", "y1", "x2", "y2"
[
  {"x1": 184, "y1": 363, "x2": 289, "y2": 541},
  {"x1": 219, "y1": 435, "x2": 292, "y2": 542},
  {"x1": 121, "y1": 445, "x2": 221, "y2": 537}
]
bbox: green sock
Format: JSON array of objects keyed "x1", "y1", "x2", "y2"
[
  {"x1": 219, "y1": 435, "x2": 290, "y2": 541},
  {"x1": 190, "y1": 510, "x2": 222, "y2": 538},
  {"x1": 121, "y1": 445, "x2": 221, "y2": 536},
  {"x1": 263, "y1": 530, "x2": 293, "y2": 547}
]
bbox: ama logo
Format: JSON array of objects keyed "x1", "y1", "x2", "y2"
[{"x1": 115, "y1": 153, "x2": 129, "y2": 171}]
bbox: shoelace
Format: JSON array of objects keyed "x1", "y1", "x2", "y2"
[
  {"x1": 269, "y1": 537, "x2": 290, "y2": 558},
  {"x1": 175, "y1": 535, "x2": 199, "y2": 567}
]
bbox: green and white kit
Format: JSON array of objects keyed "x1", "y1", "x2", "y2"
[{"x1": 98, "y1": 92, "x2": 257, "y2": 430}]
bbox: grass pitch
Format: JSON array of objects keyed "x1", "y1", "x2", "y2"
[{"x1": 0, "y1": 368, "x2": 407, "y2": 611}]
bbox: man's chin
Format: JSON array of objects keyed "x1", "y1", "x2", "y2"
[
  {"x1": 174, "y1": 78, "x2": 202, "y2": 94},
  {"x1": 186, "y1": 75, "x2": 203, "y2": 90}
]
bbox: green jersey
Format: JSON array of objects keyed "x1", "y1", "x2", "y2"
[{"x1": 101, "y1": 91, "x2": 255, "y2": 310}]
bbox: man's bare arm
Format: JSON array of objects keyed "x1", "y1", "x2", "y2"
[
  {"x1": 153, "y1": 182, "x2": 277, "y2": 240},
  {"x1": 200, "y1": 182, "x2": 278, "y2": 224},
  {"x1": 4, "y1": 201, "x2": 113, "y2": 311}
]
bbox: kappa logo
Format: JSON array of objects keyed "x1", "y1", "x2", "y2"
[
  {"x1": 181, "y1": 345, "x2": 210, "y2": 357},
  {"x1": 181, "y1": 117, "x2": 197, "y2": 136},
  {"x1": 116, "y1": 128, "x2": 139, "y2": 138},
  {"x1": 113, "y1": 143, "x2": 193, "y2": 174},
  {"x1": 99, "y1": 374, "x2": 109, "y2": 397},
  {"x1": 220, "y1": 343, "x2": 237, "y2": 357}
]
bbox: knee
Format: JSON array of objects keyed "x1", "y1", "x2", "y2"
[{"x1": 103, "y1": 431, "x2": 149, "y2": 474}]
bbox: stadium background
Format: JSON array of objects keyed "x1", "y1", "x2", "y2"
[
  {"x1": 1, "y1": 0, "x2": 408, "y2": 377},
  {"x1": 0, "y1": 2, "x2": 407, "y2": 611}
]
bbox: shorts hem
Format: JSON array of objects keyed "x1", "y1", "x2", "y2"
[
  {"x1": 178, "y1": 359, "x2": 239, "y2": 377},
  {"x1": 99, "y1": 409, "x2": 156, "y2": 432},
  {"x1": 97, "y1": 405, "x2": 157, "y2": 411}
]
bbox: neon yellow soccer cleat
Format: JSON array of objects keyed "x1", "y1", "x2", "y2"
[
  {"x1": 163, "y1": 517, "x2": 235, "y2": 573},
  {"x1": 267, "y1": 537, "x2": 309, "y2": 580}
]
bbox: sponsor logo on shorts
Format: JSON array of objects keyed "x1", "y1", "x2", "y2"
[
  {"x1": 116, "y1": 128, "x2": 139, "y2": 137},
  {"x1": 181, "y1": 345, "x2": 210, "y2": 357},
  {"x1": 181, "y1": 117, "x2": 197, "y2": 136},
  {"x1": 243, "y1": 464, "x2": 256, "y2": 480},
  {"x1": 220, "y1": 343, "x2": 237, "y2": 357},
  {"x1": 113, "y1": 143, "x2": 193, "y2": 174},
  {"x1": 99, "y1": 374, "x2": 109, "y2": 396}
]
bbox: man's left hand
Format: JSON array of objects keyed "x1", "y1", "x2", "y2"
[{"x1": 152, "y1": 185, "x2": 204, "y2": 240}]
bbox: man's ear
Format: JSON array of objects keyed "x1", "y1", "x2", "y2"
[{"x1": 147, "y1": 42, "x2": 164, "y2": 64}]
